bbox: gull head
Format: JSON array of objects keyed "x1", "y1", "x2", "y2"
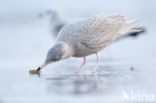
[
  {"x1": 45, "y1": 10, "x2": 62, "y2": 21},
  {"x1": 45, "y1": 42, "x2": 66, "y2": 63},
  {"x1": 38, "y1": 42, "x2": 74, "y2": 70}
]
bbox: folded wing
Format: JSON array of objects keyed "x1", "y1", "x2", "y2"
[
  {"x1": 78, "y1": 13, "x2": 126, "y2": 49},
  {"x1": 57, "y1": 13, "x2": 132, "y2": 49}
]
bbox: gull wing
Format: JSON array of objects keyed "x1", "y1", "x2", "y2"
[
  {"x1": 78, "y1": 13, "x2": 126, "y2": 49},
  {"x1": 57, "y1": 13, "x2": 126, "y2": 49}
]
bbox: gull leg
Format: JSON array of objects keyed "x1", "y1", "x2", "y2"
[
  {"x1": 76, "y1": 57, "x2": 87, "y2": 73},
  {"x1": 93, "y1": 53, "x2": 100, "y2": 73}
]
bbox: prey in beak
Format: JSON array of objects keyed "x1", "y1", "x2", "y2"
[{"x1": 29, "y1": 63, "x2": 48, "y2": 74}]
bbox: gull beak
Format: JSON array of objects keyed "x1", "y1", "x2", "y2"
[
  {"x1": 37, "y1": 63, "x2": 48, "y2": 71},
  {"x1": 29, "y1": 63, "x2": 49, "y2": 74}
]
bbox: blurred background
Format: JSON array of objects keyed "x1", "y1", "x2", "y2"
[{"x1": 0, "y1": 0, "x2": 156, "y2": 103}]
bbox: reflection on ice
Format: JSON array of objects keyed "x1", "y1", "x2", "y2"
[
  {"x1": 45, "y1": 74, "x2": 99, "y2": 95},
  {"x1": 34, "y1": 64, "x2": 149, "y2": 96}
]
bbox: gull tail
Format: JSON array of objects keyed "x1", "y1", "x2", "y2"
[
  {"x1": 127, "y1": 26, "x2": 146, "y2": 37},
  {"x1": 117, "y1": 19, "x2": 146, "y2": 40}
]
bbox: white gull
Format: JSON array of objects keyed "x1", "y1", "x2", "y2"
[{"x1": 30, "y1": 13, "x2": 144, "y2": 74}]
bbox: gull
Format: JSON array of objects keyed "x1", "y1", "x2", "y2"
[
  {"x1": 39, "y1": 10, "x2": 66, "y2": 37},
  {"x1": 29, "y1": 13, "x2": 144, "y2": 74}
]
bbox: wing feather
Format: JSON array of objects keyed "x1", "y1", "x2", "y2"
[
  {"x1": 79, "y1": 13, "x2": 126, "y2": 49},
  {"x1": 57, "y1": 13, "x2": 127, "y2": 49}
]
